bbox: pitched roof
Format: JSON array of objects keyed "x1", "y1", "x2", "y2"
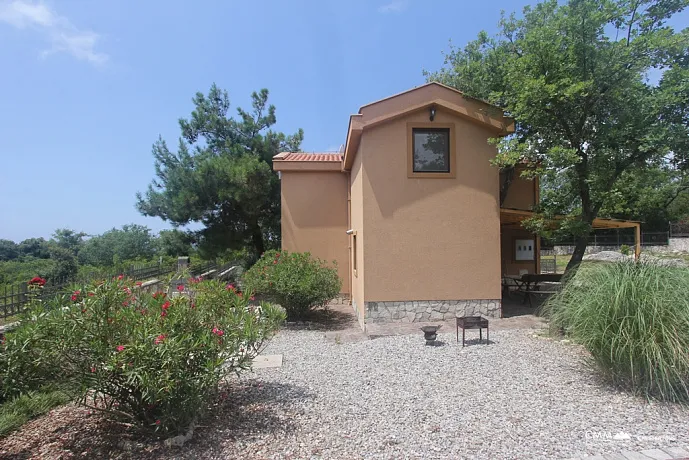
[{"x1": 274, "y1": 152, "x2": 342, "y2": 162}]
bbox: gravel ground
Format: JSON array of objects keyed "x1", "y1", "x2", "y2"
[
  {"x1": 3, "y1": 328, "x2": 689, "y2": 459},
  {"x1": 183, "y1": 328, "x2": 689, "y2": 460}
]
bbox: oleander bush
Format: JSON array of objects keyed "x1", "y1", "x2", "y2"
[
  {"x1": 0, "y1": 276, "x2": 284, "y2": 435},
  {"x1": 242, "y1": 250, "x2": 341, "y2": 319},
  {"x1": 542, "y1": 260, "x2": 689, "y2": 402}
]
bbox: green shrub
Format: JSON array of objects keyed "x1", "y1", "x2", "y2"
[
  {"x1": 242, "y1": 250, "x2": 341, "y2": 319},
  {"x1": 0, "y1": 276, "x2": 284, "y2": 435},
  {"x1": 542, "y1": 260, "x2": 689, "y2": 402},
  {"x1": 620, "y1": 244, "x2": 631, "y2": 256}
]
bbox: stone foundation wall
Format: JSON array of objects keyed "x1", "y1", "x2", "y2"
[{"x1": 365, "y1": 299, "x2": 501, "y2": 323}]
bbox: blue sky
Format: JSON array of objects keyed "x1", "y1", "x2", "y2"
[{"x1": 0, "y1": 0, "x2": 686, "y2": 242}]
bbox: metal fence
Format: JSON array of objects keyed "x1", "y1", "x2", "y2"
[
  {"x1": 0, "y1": 260, "x2": 190, "y2": 320},
  {"x1": 542, "y1": 231, "x2": 669, "y2": 247},
  {"x1": 670, "y1": 222, "x2": 689, "y2": 238}
]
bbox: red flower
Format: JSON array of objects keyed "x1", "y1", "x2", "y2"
[
  {"x1": 154, "y1": 334, "x2": 166, "y2": 345},
  {"x1": 155, "y1": 420, "x2": 161, "y2": 426},
  {"x1": 276, "y1": 253, "x2": 281, "y2": 258},
  {"x1": 152, "y1": 291, "x2": 166, "y2": 300},
  {"x1": 162, "y1": 301, "x2": 170, "y2": 310},
  {"x1": 176, "y1": 285, "x2": 184, "y2": 292},
  {"x1": 87, "y1": 292, "x2": 95, "y2": 297},
  {"x1": 123, "y1": 287, "x2": 131, "y2": 295},
  {"x1": 136, "y1": 282, "x2": 142, "y2": 287},
  {"x1": 212, "y1": 327, "x2": 224, "y2": 337},
  {"x1": 161, "y1": 310, "x2": 167, "y2": 318},
  {"x1": 237, "y1": 292, "x2": 243, "y2": 298},
  {"x1": 122, "y1": 301, "x2": 129, "y2": 307},
  {"x1": 28, "y1": 277, "x2": 46, "y2": 286},
  {"x1": 117, "y1": 274, "x2": 124, "y2": 281},
  {"x1": 71, "y1": 295, "x2": 78, "y2": 301},
  {"x1": 116, "y1": 345, "x2": 125, "y2": 352},
  {"x1": 250, "y1": 295, "x2": 256, "y2": 301},
  {"x1": 191, "y1": 302, "x2": 196, "y2": 309},
  {"x1": 273, "y1": 260, "x2": 278, "y2": 265},
  {"x1": 81, "y1": 309, "x2": 87, "y2": 313}
]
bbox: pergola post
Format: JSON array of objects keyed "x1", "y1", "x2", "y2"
[{"x1": 634, "y1": 223, "x2": 641, "y2": 261}]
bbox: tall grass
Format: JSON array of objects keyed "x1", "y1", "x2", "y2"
[
  {"x1": 0, "y1": 388, "x2": 70, "y2": 437},
  {"x1": 542, "y1": 260, "x2": 689, "y2": 402}
]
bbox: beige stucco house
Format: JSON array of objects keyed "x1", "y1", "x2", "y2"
[{"x1": 273, "y1": 82, "x2": 637, "y2": 330}]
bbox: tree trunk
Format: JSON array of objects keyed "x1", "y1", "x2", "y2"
[
  {"x1": 565, "y1": 233, "x2": 589, "y2": 273},
  {"x1": 250, "y1": 224, "x2": 265, "y2": 256}
]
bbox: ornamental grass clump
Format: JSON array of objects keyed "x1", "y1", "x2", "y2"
[
  {"x1": 0, "y1": 276, "x2": 284, "y2": 435},
  {"x1": 542, "y1": 260, "x2": 689, "y2": 402},
  {"x1": 242, "y1": 250, "x2": 341, "y2": 320}
]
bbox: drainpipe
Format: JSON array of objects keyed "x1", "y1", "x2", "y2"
[{"x1": 346, "y1": 172, "x2": 352, "y2": 304}]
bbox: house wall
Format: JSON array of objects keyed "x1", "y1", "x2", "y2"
[
  {"x1": 349, "y1": 143, "x2": 366, "y2": 327},
  {"x1": 501, "y1": 166, "x2": 537, "y2": 210},
  {"x1": 501, "y1": 227, "x2": 538, "y2": 276},
  {"x1": 358, "y1": 108, "x2": 502, "y2": 322},
  {"x1": 280, "y1": 171, "x2": 349, "y2": 294}
]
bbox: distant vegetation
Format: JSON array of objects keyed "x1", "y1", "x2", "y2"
[{"x1": 0, "y1": 225, "x2": 199, "y2": 287}]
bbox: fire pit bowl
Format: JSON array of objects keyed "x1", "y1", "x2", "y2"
[{"x1": 420, "y1": 325, "x2": 441, "y2": 345}]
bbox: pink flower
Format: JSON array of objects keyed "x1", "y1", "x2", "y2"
[
  {"x1": 136, "y1": 282, "x2": 143, "y2": 287},
  {"x1": 226, "y1": 284, "x2": 236, "y2": 292},
  {"x1": 90, "y1": 366, "x2": 96, "y2": 373},
  {"x1": 177, "y1": 285, "x2": 184, "y2": 292},
  {"x1": 212, "y1": 327, "x2": 224, "y2": 337},
  {"x1": 250, "y1": 296, "x2": 256, "y2": 301},
  {"x1": 123, "y1": 287, "x2": 131, "y2": 295},
  {"x1": 116, "y1": 345, "x2": 125, "y2": 352},
  {"x1": 117, "y1": 274, "x2": 124, "y2": 281},
  {"x1": 154, "y1": 334, "x2": 166, "y2": 345},
  {"x1": 237, "y1": 292, "x2": 243, "y2": 298},
  {"x1": 155, "y1": 420, "x2": 161, "y2": 425},
  {"x1": 162, "y1": 301, "x2": 170, "y2": 310}
]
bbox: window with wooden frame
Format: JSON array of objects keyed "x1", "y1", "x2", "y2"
[{"x1": 407, "y1": 122, "x2": 456, "y2": 178}]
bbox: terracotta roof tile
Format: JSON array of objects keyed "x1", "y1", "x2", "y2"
[{"x1": 275, "y1": 152, "x2": 342, "y2": 162}]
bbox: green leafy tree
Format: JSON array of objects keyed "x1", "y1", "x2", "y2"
[
  {"x1": 598, "y1": 161, "x2": 689, "y2": 229},
  {"x1": 79, "y1": 224, "x2": 156, "y2": 267},
  {"x1": 156, "y1": 229, "x2": 194, "y2": 257},
  {"x1": 136, "y1": 85, "x2": 303, "y2": 258},
  {"x1": 51, "y1": 229, "x2": 86, "y2": 257},
  {"x1": 48, "y1": 246, "x2": 78, "y2": 284},
  {"x1": 427, "y1": 0, "x2": 689, "y2": 270},
  {"x1": 0, "y1": 240, "x2": 18, "y2": 261},
  {"x1": 17, "y1": 238, "x2": 50, "y2": 259}
]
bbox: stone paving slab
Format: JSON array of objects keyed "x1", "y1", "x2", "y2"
[{"x1": 251, "y1": 354, "x2": 282, "y2": 369}]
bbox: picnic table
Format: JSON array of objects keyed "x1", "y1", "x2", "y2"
[{"x1": 502, "y1": 273, "x2": 563, "y2": 307}]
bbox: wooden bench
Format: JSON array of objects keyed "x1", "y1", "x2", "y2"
[{"x1": 524, "y1": 281, "x2": 563, "y2": 308}]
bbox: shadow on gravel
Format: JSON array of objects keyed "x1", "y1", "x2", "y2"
[
  {"x1": 283, "y1": 306, "x2": 357, "y2": 332},
  {"x1": 2, "y1": 381, "x2": 314, "y2": 460},
  {"x1": 180, "y1": 380, "x2": 313, "y2": 456}
]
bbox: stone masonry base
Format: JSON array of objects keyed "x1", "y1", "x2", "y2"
[{"x1": 365, "y1": 299, "x2": 501, "y2": 323}]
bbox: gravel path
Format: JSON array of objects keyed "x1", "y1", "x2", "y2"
[
  {"x1": 182, "y1": 328, "x2": 689, "y2": 459},
  {"x1": 3, "y1": 327, "x2": 688, "y2": 459}
]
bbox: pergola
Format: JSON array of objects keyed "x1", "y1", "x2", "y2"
[{"x1": 499, "y1": 208, "x2": 641, "y2": 261}]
